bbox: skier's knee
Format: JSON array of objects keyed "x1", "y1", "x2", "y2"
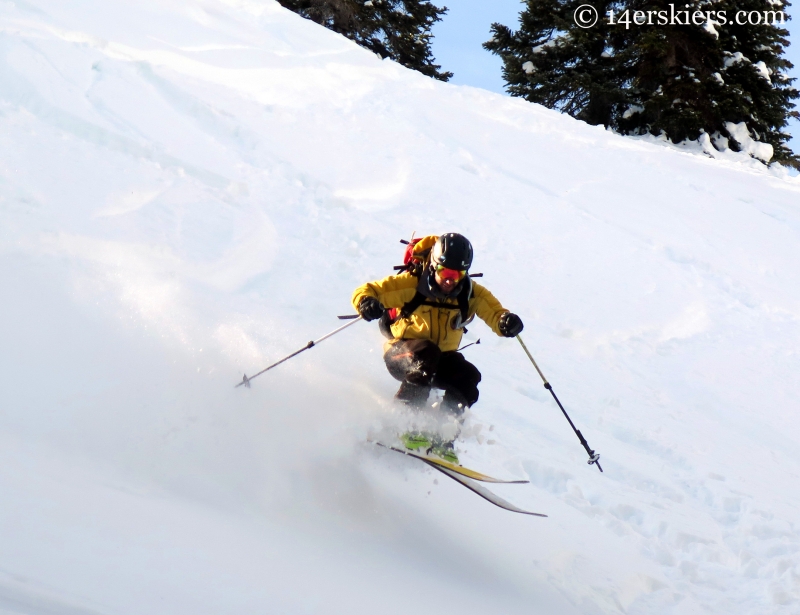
[{"x1": 384, "y1": 339, "x2": 441, "y2": 384}]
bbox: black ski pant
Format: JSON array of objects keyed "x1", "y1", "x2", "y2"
[{"x1": 383, "y1": 339, "x2": 481, "y2": 413}]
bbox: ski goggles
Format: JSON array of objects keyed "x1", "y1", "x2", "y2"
[{"x1": 435, "y1": 264, "x2": 467, "y2": 282}]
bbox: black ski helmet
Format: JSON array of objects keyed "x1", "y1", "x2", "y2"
[{"x1": 431, "y1": 233, "x2": 473, "y2": 271}]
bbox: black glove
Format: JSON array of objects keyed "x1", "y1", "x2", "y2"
[
  {"x1": 358, "y1": 296, "x2": 385, "y2": 322},
  {"x1": 498, "y1": 312, "x2": 523, "y2": 337}
]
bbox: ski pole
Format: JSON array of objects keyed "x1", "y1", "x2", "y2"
[
  {"x1": 457, "y1": 339, "x2": 481, "y2": 351},
  {"x1": 235, "y1": 317, "x2": 363, "y2": 388},
  {"x1": 516, "y1": 335, "x2": 603, "y2": 472}
]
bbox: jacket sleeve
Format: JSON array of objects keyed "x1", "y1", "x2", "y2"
[
  {"x1": 351, "y1": 274, "x2": 418, "y2": 312},
  {"x1": 471, "y1": 282, "x2": 510, "y2": 336}
]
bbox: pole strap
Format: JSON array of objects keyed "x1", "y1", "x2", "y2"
[{"x1": 236, "y1": 317, "x2": 363, "y2": 388}]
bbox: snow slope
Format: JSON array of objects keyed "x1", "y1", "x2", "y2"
[{"x1": 2, "y1": 1, "x2": 800, "y2": 613}]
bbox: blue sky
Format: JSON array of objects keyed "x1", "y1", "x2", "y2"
[{"x1": 431, "y1": 0, "x2": 800, "y2": 153}]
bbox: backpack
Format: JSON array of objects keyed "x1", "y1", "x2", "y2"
[{"x1": 393, "y1": 235, "x2": 437, "y2": 277}]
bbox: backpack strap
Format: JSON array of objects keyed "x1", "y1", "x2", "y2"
[
  {"x1": 398, "y1": 291, "x2": 428, "y2": 319},
  {"x1": 398, "y1": 276, "x2": 472, "y2": 323},
  {"x1": 456, "y1": 281, "x2": 471, "y2": 324}
]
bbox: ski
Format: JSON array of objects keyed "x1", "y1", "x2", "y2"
[
  {"x1": 374, "y1": 442, "x2": 547, "y2": 516},
  {"x1": 375, "y1": 442, "x2": 529, "y2": 483},
  {"x1": 430, "y1": 463, "x2": 547, "y2": 517}
]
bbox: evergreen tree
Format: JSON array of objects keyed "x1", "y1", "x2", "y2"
[
  {"x1": 278, "y1": 0, "x2": 452, "y2": 81},
  {"x1": 484, "y1": 0, "x2": 635, "y2": 126},
  {"x1": 614, "y1": 0, "x2": 729, "y2": 142},
  {"x1": 710, "y1": 0, "x2": 798, "y2": 162},
  {"x1": 485, "y1": 0, "x2": 798, "y2": 165}
]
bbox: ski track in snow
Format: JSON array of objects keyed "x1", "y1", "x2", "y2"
[{"x1": 1, "y1": 1, "x2": 800, "y2": 613}]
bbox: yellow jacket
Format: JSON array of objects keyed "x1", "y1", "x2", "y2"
[{"x1": 351, "y1": 272, "x2": 510, "y2": 352}]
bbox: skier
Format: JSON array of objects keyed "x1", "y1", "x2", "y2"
[{"x1": 352, "y1": 233, "x2": 524, "y2": 460}]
